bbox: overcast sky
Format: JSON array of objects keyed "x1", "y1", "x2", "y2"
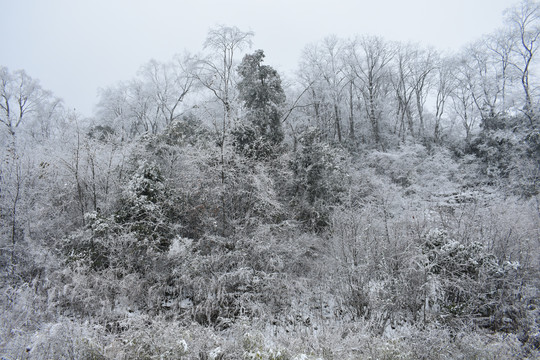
[{"x1": 1, "y1": 0, "x2": 517, "y2": 117}]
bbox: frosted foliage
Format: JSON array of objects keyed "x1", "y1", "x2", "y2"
[
  {"x1": 367, "y1": 144, "x2": 461, "y2": 196},
  {"x1": 124, "y1": 162, "x2": 165, "y2": 208},
  {"x1": 168, "y1": 237, "x2": 193, "y2": 258},
  {"x1": 1, "y1": 9, "x2": 539, "y2": 359},
  {"x1": 209, "y1": 346, "x2": 222, "y2": 359},
  {"x1": 251, "y1": 164, "x2": 283, "y2": 216}
]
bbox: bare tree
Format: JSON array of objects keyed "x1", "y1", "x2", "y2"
[
  {"x1": 349, "y1": 35, "x2": 394, "y2": 146},
  {"x1": 505, "y1": 0, "x2": 540, "y2": 123},
  {"x1": 96, "y1": 80, "x2": 153, "y2": 139},
  {"x1": 486, "y1": 30, "x2": 517, "y2": 112},
  {"x1": 388, "y1": 44, "x2": 436, "y2": 140},
  {"x1": 433, "y1": 57, "x2": 456, "y2": 141},
  {"x1": 297, "y1": 51, "x2": 332, "y2": 139},
  {"x1": 391, "y1": 43, "x2": 417, "y2": 140},
  {"x1": 0, "y1": 150, "x2": 23, "y2": 266},
  {"x1": 197, "y1": 25, "x2": 254, "y2": 131},
  {"x1": 411, "y1": 47, "x2": 437, "y2": 137},
  {"x1": 96, "y1": 83, "x2": 130, "y2": 140},
  {"x1": 451, "y1": 56, "x2": 479, "y2": 141},
  {"x1": 0, "y1": 67, "x2": 62, "y2": 256},
  {"x1": 0, "y1": 67, "x2": 56, "y2": 139},
  {"x1": 193, "y1": 25, "x2": 254, "y2": 236},
  {"x1": 139, "y1": 53, "x2": 195, "y2": 127},
  {"x1": 463, "y1": 40, "x2": 507, "y2": 127},
  {"x1": 128, "y1": 79, "x2": 158, "y2": 135},
  {"x1": 299, "y1": 36, "x2": 349, "y2": 142}
]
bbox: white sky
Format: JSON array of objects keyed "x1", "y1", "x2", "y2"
[{"x1": 1, "y1": 0, "x2": 517, "y2": 117}]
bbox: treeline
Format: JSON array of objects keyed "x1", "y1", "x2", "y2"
[{"x1": 1, "y1": 1, "x2": 539, "y2": 359}]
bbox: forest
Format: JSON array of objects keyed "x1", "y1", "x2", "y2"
[{"x1": 1, "y1": 1, "x2": 539, "y2": 359}]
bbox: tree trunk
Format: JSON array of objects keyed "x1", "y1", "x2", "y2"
[
  {"x1": 348, "y1": 82, "x2": 355, "y2": 140},
  {"x1": 334, "y1": 103, "x2": 342, "y2": 142}
]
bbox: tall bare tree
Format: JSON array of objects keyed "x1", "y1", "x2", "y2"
[
  {"x1": 0, "y1": 67, "x2": 62, "y2": 254},
  {"x1": 197, "y1": 25, "x2": 254, "y2": 132},
  {"x1": 451, "y1": 56, "x2": 479, "y2": 141},
  {"x1": 391, "y1": 43, "x2": 417, "y2": 140},
  {"x1": 486, "y1": 30, "x2": 517, "y2": 113},
  {"x1": 139, "y1": 53, "x2": 195, "y2": 127},
  {"x1": 463, "y1": 40, "x2": 507, "y2": 127},
  {"x1": 0, "y1": 67, "x2": 57, "y2": 139},
  {"x1": 300, "y1": 36, "x2": 349, "y2": 142},
  {"x1": 411, "y1": 47, "x2": 437, "y2": 138},
  {"x1": 433, "y1": 56, "x2": 456, "y2": 141},
  {"x1": 505, "y1": 0, "x2": 540, "y2": 123},
  {"x1": 349, "y1": 35, "x2": 394, "y2": 146},
  {"x1": 194, "y1": 25, "x2": 254, "y2": 236}
]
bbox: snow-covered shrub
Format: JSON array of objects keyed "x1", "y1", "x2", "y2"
[
  {"x1": 25, "y1": 318, "x2": 105, "y2": 360},
  {"x1": 108, "y1": 316, "x2": 189, "y2": 360},
  {"x1": 288, "y1": 127, "x2": 348, "y2": 231},
  {"x1": 242, "y1": 332, "x2": 290, "y2": 360}
]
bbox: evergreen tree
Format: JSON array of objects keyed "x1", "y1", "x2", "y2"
[{"x1": 235, "y1": 50, "x2": 285, "y2": 157}]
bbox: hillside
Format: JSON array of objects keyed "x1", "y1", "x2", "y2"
[{"x1": 1, "y1": 3, "x2": 539, "y2": 359}]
